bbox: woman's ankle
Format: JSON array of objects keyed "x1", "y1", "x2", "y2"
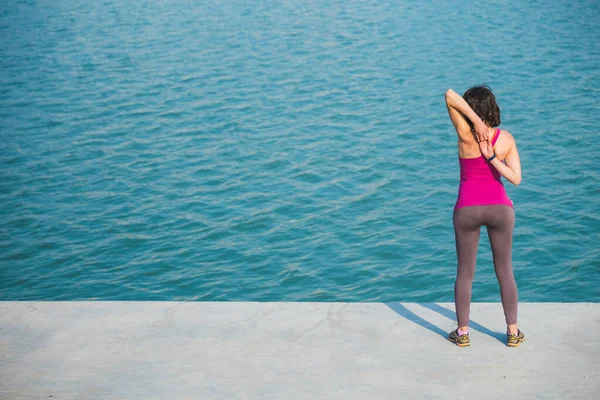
[{"x1": 507, "y1": 323, "x2": 518, "y2": 335}]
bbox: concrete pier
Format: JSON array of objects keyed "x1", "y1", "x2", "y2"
[{"x1": 1, "y1": 302, "x2": 598, "y2": 399}]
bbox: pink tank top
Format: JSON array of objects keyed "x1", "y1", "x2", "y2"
[{"x1": 455, "y1": 128, "x2": 513, "y2": 209}]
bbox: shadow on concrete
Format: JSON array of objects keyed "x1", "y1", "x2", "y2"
[
  {"x1": 384, "y1": 302, "x2": 506, "y2": 344},
  {"x1": 420, "y1": 302, "x2": 506, "y2": 344},
  {"x1": 384, "y1": 302, "x2": 447, "y2": 340}
]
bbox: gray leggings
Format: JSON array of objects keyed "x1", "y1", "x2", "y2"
[{"x1": 453, "y1": 205, "x2": 518, "y2": 326}]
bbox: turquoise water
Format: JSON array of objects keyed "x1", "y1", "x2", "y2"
[{"x1": 1, "y1": 0, "x2": 599, "y2": 302}]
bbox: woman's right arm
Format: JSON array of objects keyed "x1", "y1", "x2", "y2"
[
  {"x1": 480, "y1": 137, "x2": 522, "y2": 185},
  {"x1": 445, "y1": 89, "x2": 489, "y2": 142}
]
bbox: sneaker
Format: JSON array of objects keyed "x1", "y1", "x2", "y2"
[
  {"x1": 448, "y1": 329, "x2": 470, "y2": 347},
  {"x1": 507, "y1": 330, "x2": 525, "y2": 347}
]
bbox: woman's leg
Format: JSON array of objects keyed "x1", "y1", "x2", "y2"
[
  {"x1": 453, "y1": 207, "x2": 483, "y2": 328},
  {"x1": 485, "y1": 205, "x2": 518, "y2": 331}
]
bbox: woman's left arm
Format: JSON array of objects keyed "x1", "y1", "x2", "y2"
[{"x1": 445, "y1": 89, "x2": 490, "y2": 142}]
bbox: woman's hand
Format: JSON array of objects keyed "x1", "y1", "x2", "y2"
[
  {"x1": 479, "y1": 140, "x2": 494, "y2": 159},
  {"x1": 474, "y1": 124, "x2": 491, "y2": 143}
]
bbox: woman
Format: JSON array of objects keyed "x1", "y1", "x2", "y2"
[{"x1": 444, "y1": 85, "x2": 524, "y2": 347}]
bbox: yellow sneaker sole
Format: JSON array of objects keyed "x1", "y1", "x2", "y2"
[
  {"x1": 507, "y1": 338, "x2": 525, "y2": 347},
  {"x1": 448, "y1": 338, "x2": 470, "y2": 347}
]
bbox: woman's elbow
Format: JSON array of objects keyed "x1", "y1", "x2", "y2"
[
  {"x1": 512, "y1": 176, "x2": 522, "y2": 186},
  {"x1": 445, "y1": 89, "x2": 456, "y2": 106}
]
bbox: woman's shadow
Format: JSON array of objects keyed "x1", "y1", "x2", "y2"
[{"x1": 384, "y1": 302, "x2": 506, "y2": 344}]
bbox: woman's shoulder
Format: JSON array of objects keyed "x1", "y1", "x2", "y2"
[
  {"x1": 499, "y1": 129, "x2": 516, "y2": 145},
  {"x1": 496, "y1": 129, "x2": 517, "y2": 158}
]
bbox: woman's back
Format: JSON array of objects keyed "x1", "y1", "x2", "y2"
[
  {"x1": 455, "y1": 128, "x2": 513, "y2": 209},
  {"x1": 458, "y1": 128, "x2": 516, "y2": 162}
]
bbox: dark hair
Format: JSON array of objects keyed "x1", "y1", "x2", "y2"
[{"x1": 462, "y1": 85, "x2": 501, "y2": 129}]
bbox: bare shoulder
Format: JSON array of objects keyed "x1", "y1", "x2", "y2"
[
  {"x1": 496, "y1": 129, "x2": 517, "y2": 159},
  {"x1": 502, "y1": 129, "x2": 516, "y2": 143}
]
